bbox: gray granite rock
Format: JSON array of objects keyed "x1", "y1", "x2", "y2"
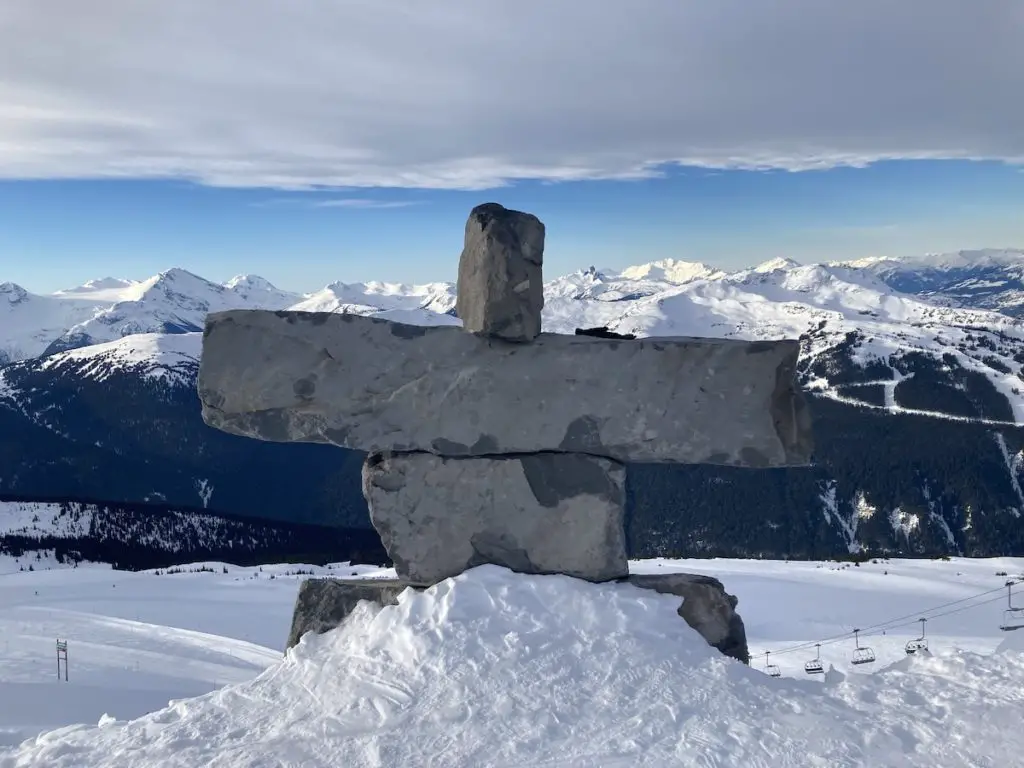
[
  {"x1": 628, "y1": 573, "x2": 749, "y2": 663},
  {"x1": 362, "y1": 451, "x2": 628, "y2": 586},
  {"x1": 286, "y1": 577, "x2": 407, "y2": 649},
  {"x1": 285, "y1": 573, "x2": 749, "y2": 664},
  {"x1": 456, "y1": 202, "x2": 545, "y2": 342},
  {"x1": 199, "y1": 310, "x2": 813, "y2": 467}
]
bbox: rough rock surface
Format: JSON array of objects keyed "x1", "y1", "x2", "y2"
[
  {"x1": 362, "y1": 451, "x2": 628, "y2": 586},
  {"x1": 285, "y1": 577, "x2": 407, "y2": 650},
  {"x1": 628, "y1": 573, "x2": 749, "y2": 663},
  {"x1": 285, "y1": 572, "x2": 749, "y2": 664},
  {"x1": 199, "y1": 310, "x2": 813, "y2": 467},
  {"x1": 456, "y1": 202, "x2": 545, "y2": 342}
]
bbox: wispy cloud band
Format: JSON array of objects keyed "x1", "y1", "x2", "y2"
[
  {"x1": 0, "y1": 0, "x2": 1021, "y2": 190},
  {"x1": 252, "y1": 197, "x2": 421, "y2": 209}
]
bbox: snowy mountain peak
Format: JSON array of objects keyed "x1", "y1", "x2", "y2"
[
  {"x1": 914, "y1": 248, "x2": 1024, "y2": 270},
  {"x1": 223, "y1": 274, "x2": 300, "y2": 307},
  {"x1": 225, "y1": 274, "x2": 280, "y2": 292},
  {"x1": 831, "y1": 255, "x2": 892, "y2": 269},
  {"x1": 753, "y1": 257, "x2": 802, "y2": 273},
  {"x1": 160, "y1": 267, "x2": 204, "y2": 280},
  {"x1": 830, "y1": 248, "x2": 1024, "y2": 317},
  {"x1": 38, "y1": 332, "x2": 201, "y2": 385},
  {"x1": 0, "y1": 282, "x2": 28, "y2": 304},
  {"x1": 149, "y1": 267, "x2": 219, "y2": 291},
  {"x1": 835, "y1": 249, "x2": 1024, "y2": 272},
  {"x1": 618, "y1": 259, "x2": 723, "y2": 284},
  {"x1": 295, "y1": 280, "x2": 457, "y2": 316}
]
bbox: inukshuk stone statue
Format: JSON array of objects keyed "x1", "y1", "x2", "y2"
[{"x1": 197, "y1": 202, "x2": 814, "y2": 662}]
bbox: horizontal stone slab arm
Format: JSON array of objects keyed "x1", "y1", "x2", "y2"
[{"x1": 198, "y1": 309, "x2": 813, "y2": 466}]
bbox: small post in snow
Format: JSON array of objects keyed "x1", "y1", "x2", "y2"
[{"x1": 56, "y1": 639, "x2": 68, "y2": 682}]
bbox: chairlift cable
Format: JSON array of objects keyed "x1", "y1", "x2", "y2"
[{"x1": 762, "y1": 579, "x2": 1018, "y2": 659}]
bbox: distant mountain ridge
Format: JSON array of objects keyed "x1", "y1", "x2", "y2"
[
  {"x1": 7, "y1": 247, "x2": 1024, "y2": 360},
  {"x1": 1, "y1": 267, "x2": 464, "y2": 364},
  {"x1": 11, "y1": 251, "x2": 1024, "y2": 424},
  {"x1": 4, "y1": 248, "x2": 1024, "y2": 559},
  {"x1": 833, "y1": 248, "x2": 1024, "y2": 317}
]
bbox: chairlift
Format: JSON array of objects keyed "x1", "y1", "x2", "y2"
[
  {"x1": 905, "y1": 618, "x2": 928, "y2": 654},
  {"x1": 803, "y1": 643, "x2": 824, "y2": 675},
  {"x1": 763, "y1": 651, "x2": 781, "y2": 678},
  {"x1": 850, "y1": 629, "x2": 876, "y2": 665},
  {"x1": 1000, "y1": 580, "x2": 1024, "y2": 632}
]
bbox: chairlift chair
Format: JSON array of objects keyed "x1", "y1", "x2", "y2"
[
  {"x1": 1000, "y1": 581, "x2": 1024, "y2": 632},
  {"x1": 1001, "y1": 609, "x2": 1024, "y2": 632},
  {"x1": 803, "y1": 643, "x2": 824, "y2": 675},
  {"x1": 905, "y1": 618, "x2": 929, "y2": 654},
  {"x1": 850, "y1": 629, "x2": 876, "y2": 665},
  {"x1": 764, "y1": 651, "x2": 782, "y2": 678}
]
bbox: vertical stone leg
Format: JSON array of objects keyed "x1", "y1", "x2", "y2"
[{"x1": 362, "y1": 451, "x2": 628, "y2": 586}]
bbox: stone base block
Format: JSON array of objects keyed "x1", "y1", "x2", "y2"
[
  {"x1": 628, "y1": 573, "x2": 749, "y2": 663},
  {"x1": 363, "y1": 451, "x2": 628, "y2": 586},
  {"x1": 285, "y1": 577, "x2": 407, "y2": 650},
  {"x1": 285, "y1": 573, "x2": 749, "y2": 664}
]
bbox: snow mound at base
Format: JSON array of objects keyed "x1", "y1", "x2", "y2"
[{"x1": 5, "y1": 566, "x2": 1024, "y2": 768}]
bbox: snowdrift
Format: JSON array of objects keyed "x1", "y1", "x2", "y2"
[{"x1": 4, "y1": 566, "x2": 1024, "y2": 767}]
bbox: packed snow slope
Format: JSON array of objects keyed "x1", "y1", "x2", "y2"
[
  {"x1": 2, "y1": 555, "x2": 1024, "y2": 766},
  {"x1": 0, "y1": 555, "x2": 384, "y2": 749}
]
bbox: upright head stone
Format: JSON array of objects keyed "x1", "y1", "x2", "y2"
[{"x1": 456, "y1": 202, "x2": 545, "y2": 342}]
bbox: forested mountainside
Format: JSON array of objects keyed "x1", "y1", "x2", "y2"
[
  {"x1": 0, "y1": 336, "x2": 366, "y2": 529},
  {"x1": 3, "y1": 335, "x2": 1024, "y2": 559},
  {"x1": 0, "y1": 495, "x2": 388, "y2": 571}
]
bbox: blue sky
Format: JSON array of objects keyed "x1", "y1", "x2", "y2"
[
  {"x1": 1, "y1": 1, "x2": 1022, "y2": 293},
  {"x1": 2, "y1": 160, "x2": 1023, "y2": 294}
]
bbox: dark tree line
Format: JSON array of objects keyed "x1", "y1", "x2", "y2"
[
  {"x1": 3, "y1": 340, "x2": 1024, "y2": 561},
  {"x1": 0, "y1": 495, "x2": 388, "y2": 571}
]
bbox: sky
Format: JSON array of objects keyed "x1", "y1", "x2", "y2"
[{"x1": 0, "y1": 0, "x2": 1022, "y2": 293}]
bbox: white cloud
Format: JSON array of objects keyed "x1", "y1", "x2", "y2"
[
  {"x1": 252, "y1": 197, "x2": 420, "y2": 209},
  {"x1": 311, "y1": 198, "x2": 420, "y2": 209},
  {"x1": 0, "y1": 0, "x2": 1021, "y2": 190}
]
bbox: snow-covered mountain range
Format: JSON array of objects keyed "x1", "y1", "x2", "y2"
[
  {"x1": 6, "y1": 249, "x2": 1024, "y2": 425},
  {"x1": 0, "y1": 268, "x2": 459, "y2": 364},
  {"x1": 839, "y1": 248, "x2": 1024, "y2": 318},
  {"x1": 5, "y1": 247, "x2": 1024, "y2": 559}
]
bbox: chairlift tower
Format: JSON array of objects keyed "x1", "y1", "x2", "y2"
[{"x1": 56, "y1": 639, "x2": 68, "y2": 682}]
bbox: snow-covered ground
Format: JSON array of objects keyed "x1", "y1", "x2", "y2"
[{"x1": 1, "y1": 555, "x2": 1023, "y2": 766}]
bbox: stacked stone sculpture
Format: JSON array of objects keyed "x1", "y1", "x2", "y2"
[{"x1": 198, "y1": 202, "x2": 815, "y2": 664}]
